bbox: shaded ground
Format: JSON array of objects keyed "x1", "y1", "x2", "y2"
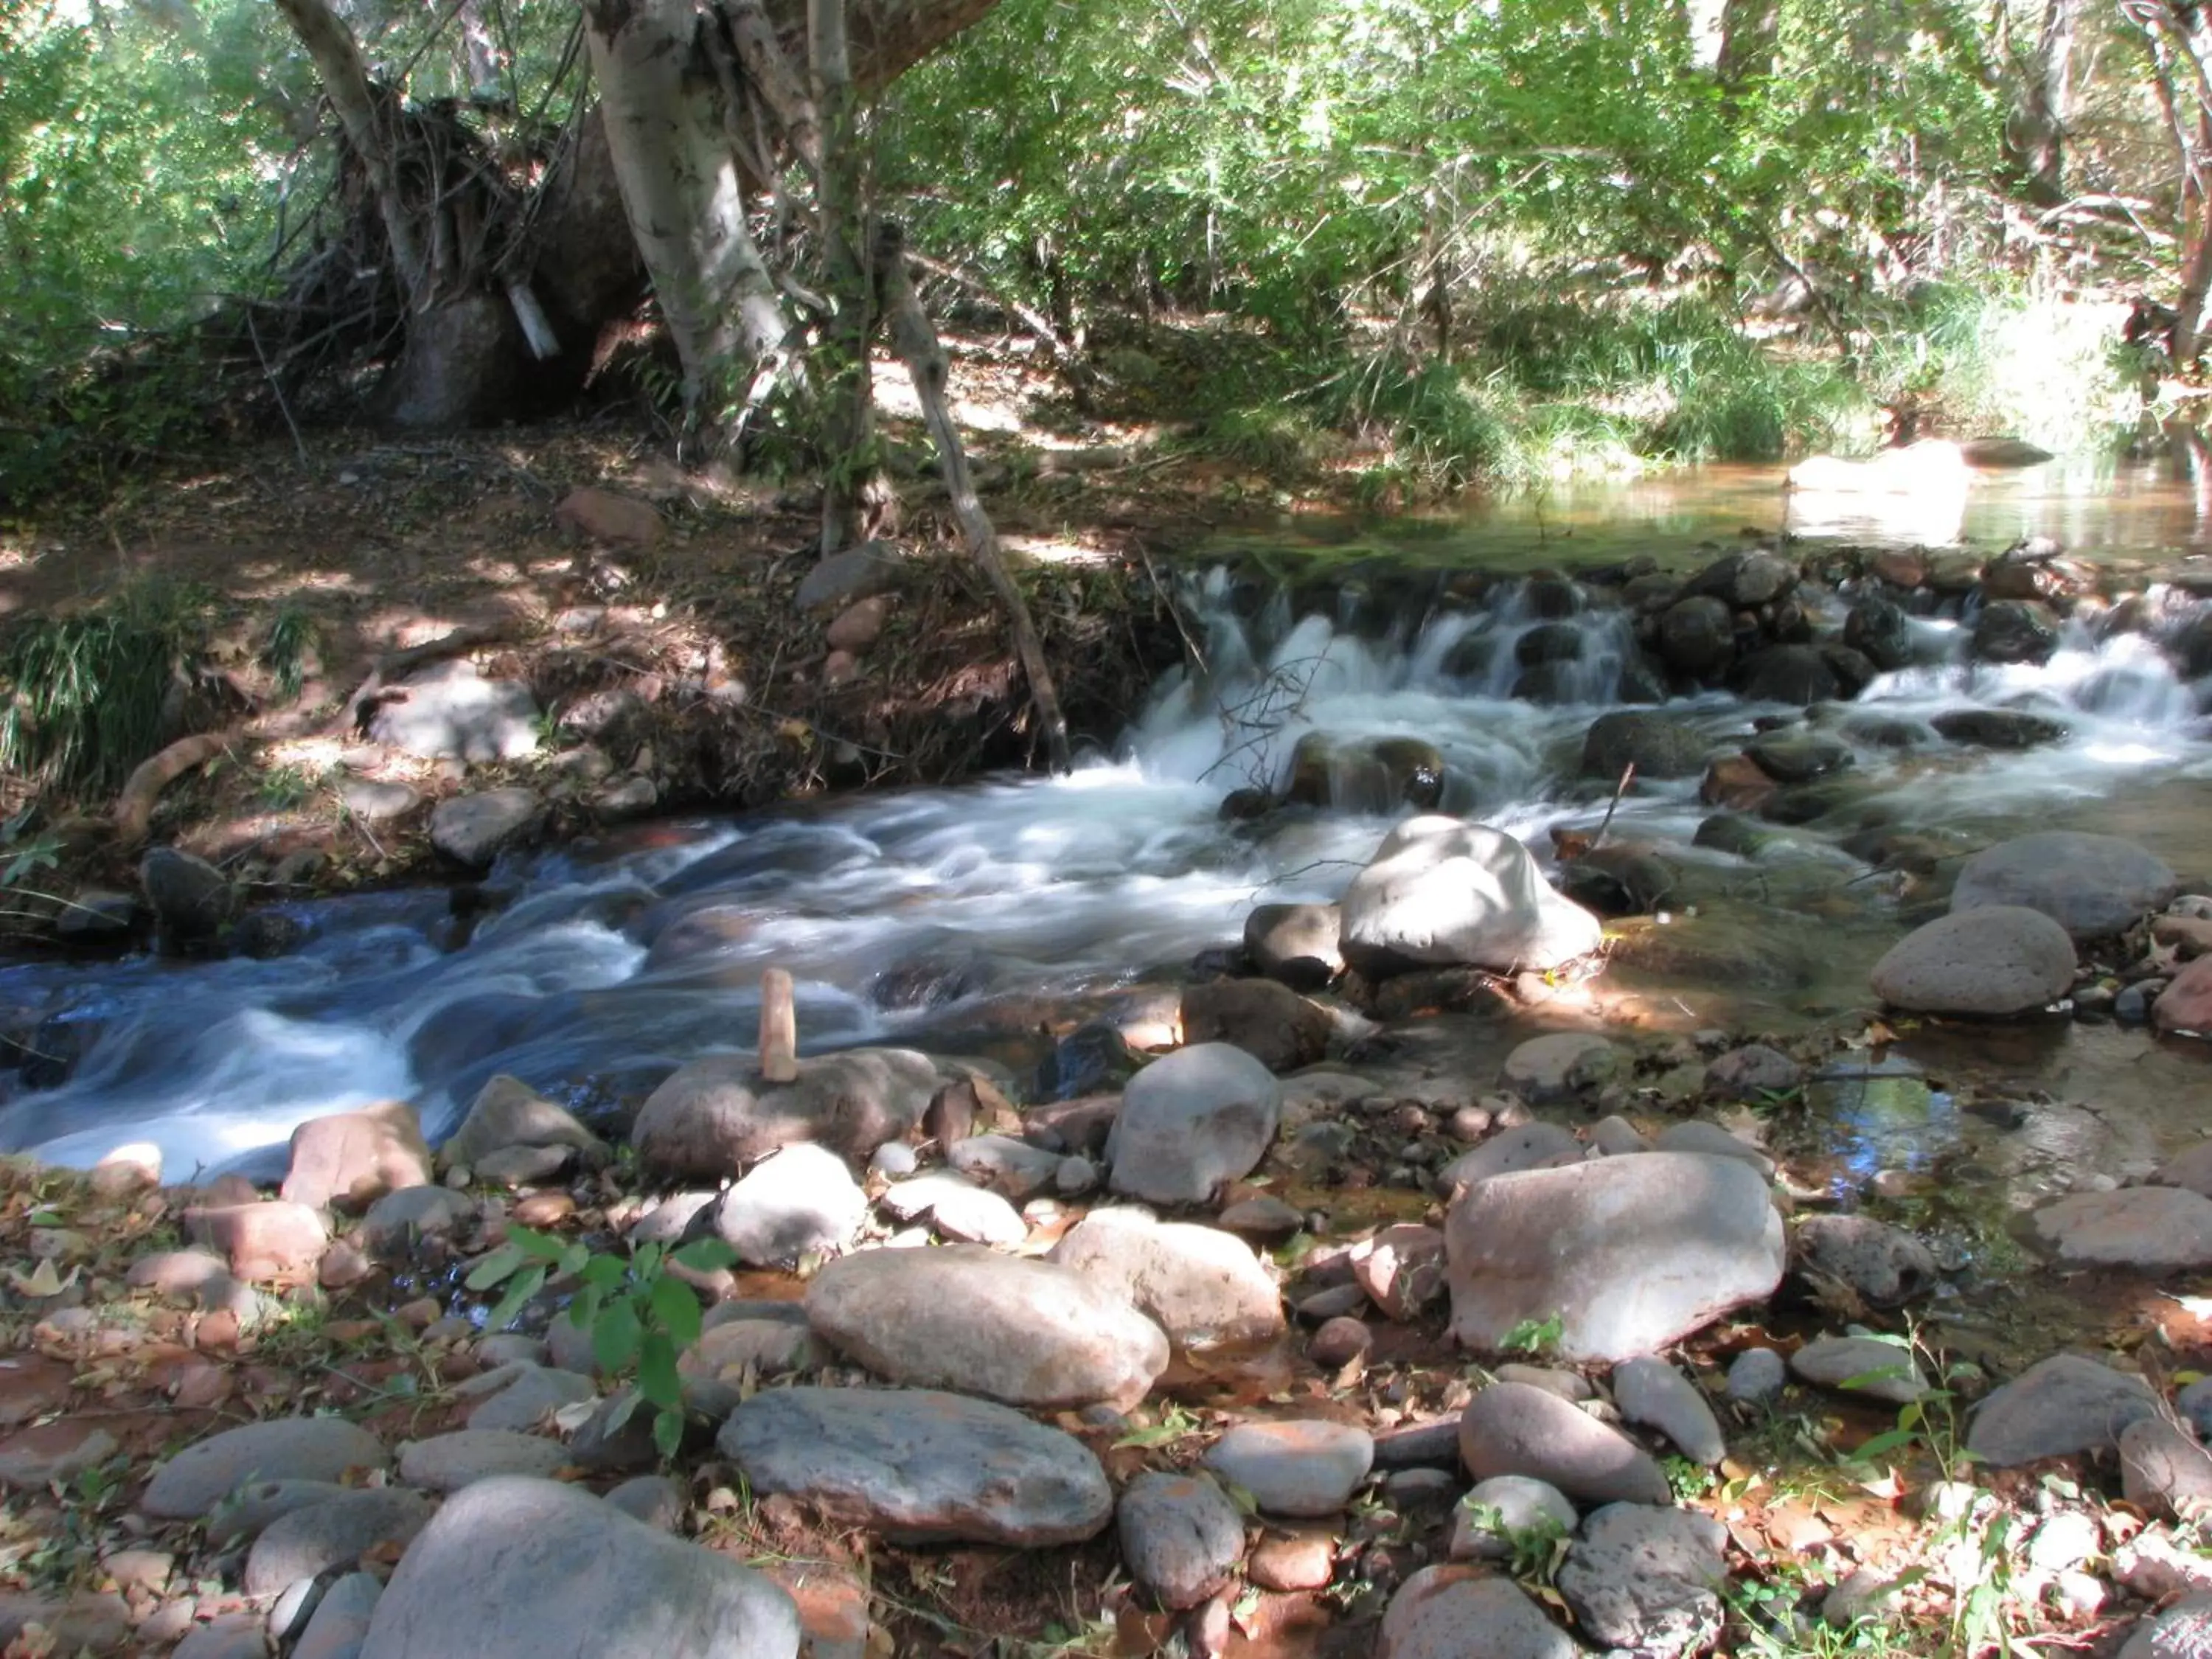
[{"x1": 0, "y1": 330, "x2": 1318, "y2": 946}]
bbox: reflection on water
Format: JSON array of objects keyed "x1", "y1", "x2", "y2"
[{"x1": 1236, "y1": 458, "x2": 2212, "y2": 568}]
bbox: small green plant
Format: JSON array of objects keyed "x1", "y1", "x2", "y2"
[
  {"x1": 255, "y1": 762, "x2": 317, "y2": 811},
  {"x1": 1499, "y1": 1312, "x2": 1565, "y2": 1356},
  {"x1": 1663, "y1": 1453, "x2": 1715, "y2": 1501},
  {"x1": 0, "y1": 582, "x2": 212, "y2": 793},
  {"x1": 467, "y1": 1225, "x2": 737, "y2": 1458},
  {"x1": 1457, "y1": 1498, "x2": 1571, "y2": 1585},
  {"x1": 260, "y1": 605, "x2": 319, "y2": 703}
]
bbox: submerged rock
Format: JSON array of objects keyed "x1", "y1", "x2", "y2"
[
  {"x1": 1339, "y1": 815, "x2": 1603, "y2": 976},
  {"x1": 1579, "y1": 711, "x2": 1712, "y2": 779},
  {"x1": 1950, "y1": 832, "x2": 2177, "y2": 941}
]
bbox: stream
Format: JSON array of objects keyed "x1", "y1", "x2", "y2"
[{"x1": 7, "y1": 459, "x2": 2212, "y2": 1208}]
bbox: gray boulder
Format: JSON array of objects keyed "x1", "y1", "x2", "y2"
[
  {"x1": 1375, "y1": 1567, "x2": 1578, "y2": 1659},
  {"x1": 1107, "y1": 1042, "x2": 1281, "y2": 1205},
  {"x1": 1459, "y1": 1382, "x2": 1670, "y2": 1506},
  {"x1": 397, "y1": 1430, "x2": 571, "y2": 1493},
  {"x1": 140, "y1": 846, "x2": 236, "y2": 942},
  {"x1": 805, "y1": 1245, "x2": 1168, "y2": 1408},
  {"x1": 1655, "y1": 597, "x2": 1736, "y2": 679},
  {"x1": 358, "y1": 1477, "x2": 799, "y2": 1659},
  {"x1": 1557, "y1": 1503, "x2": 1728, "y2": 1659},
  {"x1": 2031, "y1": 1188, "x2": 2212, "y2": 1273},
  {"x1": 2122, "y1": 1418, "x2": 2212, "y2": 1519},
  {"x1": 244, "y1": 1487, "x2": 434, "y2": 1596},
  {"x1": 712, "y1": 1144, "x2": 865, "y2": 1265},
  {"x1": 1967, "y1": 1354, "x2": 2159, "y2": 1467},
  {"x1": 142, "y1": 1418, "x2": 389, "y2": 1521},
  {"x1": 1202, "y1": 1420, "x2": 1374, "y2": 1517},
  {"x1": 1339, "y1": 815, "x2": 1602, "y2": 977},
  {"x1": 1869, "y1": 905, "x2": 2076, "y2": 1017},
  {"x1": 1444, "y1": 1152, "x2": 1784, "y2": 1364},
  {"x1": 1499, "y1": 1033, "x2": 1618, "y2": 1102},
  {"x1": 1449, "y1": 1475, "x2": 1579, "y2": 1560},
  {"x1": 428, "y1": 789, "x2": 543, "y2": 869},
  {"x1": 1790, "y1": 1335, "x2": 1927, "y2": 1405},
  {"x1": 717, "y1": 1386, "x2": 1110, "y2": 1546},
  {"x1": 1972, "y1": 599, "x2": 2061, "y2": 665},
  {"x1": 633, "y1": 1048, "x2": 939, "y2": 1183},
  {"x1": 1613, "y1": 1356, "x2": 1726, "y2": 1465},
  {"x1": 1178, "y1": 978, "x2": 1333, "y2": 1073},
  {"x1": 1951, "y1": 832, "x2": 2177, "y2": 941},
  {"x1": 1116, "y1": 1472, "x2": 1246, "y2": 1610},
  {"x1": 1436, "y1": 1123, "x2": 1582, "y2": 1193},
  {"x1": 1049, "y1": 1207, "x2": 1284, "y2": 1350}
]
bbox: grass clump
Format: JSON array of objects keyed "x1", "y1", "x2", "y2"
[{"x1": 0, "y1": 581, "x2": 215, "y2": 794}]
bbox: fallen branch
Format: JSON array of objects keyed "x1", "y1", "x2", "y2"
[
  {"x1": 112, "y1": 732, "x2": 232, "y2": 846},
  {"x1": 874, "y1": 220, "x2": 1071, "y2": 775}
]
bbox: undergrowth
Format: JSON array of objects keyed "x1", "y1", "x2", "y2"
[{"x1": 0, "y1": 580, "x2": 215, "y2": 794}]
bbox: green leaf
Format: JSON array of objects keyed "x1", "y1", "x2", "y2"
[
  {"x1": 652, "y1": 1405, "x2": 683, "y2": 1460},
  {"x1": 464, "y1": 1243, "x2": 529, "y2": 1291},
  {"x1": 669, "y1": 1238, "x2": 740, "y2": 1273},
  {"x1": 507, "y1": 1226, "x2": 568, "y2": 1264},
  {"x1": 483, "y1": 1263, "x2": 545, "y2": 1333},
  {"x1": 1848, "y1": 1427, "x2": 1919, "y2": 1462},
  {"x1": 568, "y1": 1284, "x2": 604, "y2": 1332},
  {"x1": 594, "y1": 1297, "x2": 642, "y2": 1374},
  {"x1": 638, "y1": 1332, "x2": 681, "y2": 1412},
  {"x1": 558, "y1": 1242, "x2": 591, "y2": 1278},
  {"x1": 579, "y1": 1256, "x2": 627, "y2": 1291},
  {"x1": 649, "y1": 1273, "x2": 702, "y2": 1352},
  {"x1": 634, "y1": 1242, "x2": 663, "y2": 1279}
]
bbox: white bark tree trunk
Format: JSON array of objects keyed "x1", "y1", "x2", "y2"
[{"x1": 582, "y1": 0, "x2": 788, "y2": 409}]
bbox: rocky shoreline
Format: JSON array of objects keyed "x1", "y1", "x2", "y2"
[{"x1": 7, "y1": 747, "x2": 2212, "y2": 1655}]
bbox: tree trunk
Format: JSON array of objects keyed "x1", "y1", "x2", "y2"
[
  {"x1": 1716, "y1": 0, "x2": 1778, "y2": 87},
  {"x1": 814, "y1": 0, "x2": 875, "y2": 554},
  {"x1": 582, "y1": 0, "x2": 791, "y2": 410},
  {"x1": 2003, "y1": 0, "x2": 2075, "y2": 206},
  {"x1": 874, "y1": 220, "x2": 1071, "y2": 775}
]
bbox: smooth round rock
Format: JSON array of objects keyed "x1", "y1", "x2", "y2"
[
  {"x1": 397, "y1": 1430, "x2": 569, "y2": 1493},
  {"x1": 1448, "y1": 1475, "x2": 1578, "y2": 1560},
  {"x1": 1951, "y1": 832, "x2": 2176, "y2": 942},
  {"x1": 1500, "y1": 1034, "x2": 1618, "y2": 1102},
  {"x1": 244, "y1": 1488, "x2": 434, "y2": 1597},
  {"x1": 1789, "y1": 1336, "x2": 1927, "y2": 1405},
  {"x1": 1458, "y1": 1382, "x2": 1669, "y2": 1506},
  {"x1": 142, "y1": 1419, "x2": 391, "y2": 1522},
  {"x1": 1726, "y1": 1346, "x2": 1787, "y2": 1405},
  {"x1": 1107, "y1": 1043, "x2": 1283, "y2": 1206},
  {"x1": 1203, "y1": 1421, "x2": 1374, "y2": 1518},
  {"x1": 1966, "y1": 1354, "x2": 2159, "y2": 1467},
  {"x1": 358, "y1": 1476, "x2": 799, "y2": 1659},
  {"x1": 1557, "y1": 1502, "x2": 1728, "y2": 1657},
  {"x1": 1869, "y1": 905, "x2": 2076, "y2": 1017},
  {"x1": 2031, "y1": 1188, "x2": 2212, "y2": 1273},
  {"x1": 1049, "y1": 1207, "x2": 1284, "y2": 1349},
  {"x1": 1613, "y1": 1357, "x2": 1726, "y2": 1465},
  {"x1": 716, "y1": 1385, "x2": 1110, "y2": 1546},
  {"x1": 2122, "y1": 1418, "x2": 2212, "y2": 1519},
  {"x1": 1340, "y1": 815, "x2": 1604, "y2": 975},
  {"x1": 1375, "y1": 1565, "x2": 1579, "y2": 1659},
  {"x1": 712, "y1": 1144, "x2": 865, "y2": 1265},
  {"x1": 805, "y1": 1245, "x2": 1168, "y2": 1409},
  {"x1": 1116, "y1": 1472, "x2": 1247, "y2": 1610}
]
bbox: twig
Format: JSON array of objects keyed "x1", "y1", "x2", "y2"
[
  {"x1": 243, "y1": 306, "x2": 311, "y2": 469},
  {"x1": 1591, "y1": 762, "x2": 1635, "y2": 849}
]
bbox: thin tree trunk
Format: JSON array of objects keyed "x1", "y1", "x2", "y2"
[
  {"x1": 582, "y1": 0, "x2": 787, "y2": 408},
  {"x1": 271, "y1": 0, "x2": 432, "y2": 307},
  {"x1": 874, "y1": 220, "x2": 1071, "y2": 775},
  {"x1": 813, "y1": 0, "x2": 875, "y2": 554},
  {"x1": 2003, "y1": 0, "x2": 2075, "y2": 205}
]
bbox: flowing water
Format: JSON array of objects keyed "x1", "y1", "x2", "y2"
[{"x1": 8, "y1": 462, "x2": 2212, "y2": 1194}]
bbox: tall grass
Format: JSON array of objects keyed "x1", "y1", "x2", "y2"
[{"x1": 0, "y1": 583, "x2": 213, "y2": 793}]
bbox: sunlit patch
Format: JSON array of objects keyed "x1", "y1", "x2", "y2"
[{"x1": 2082, "y1": 741, "x2": 2175, "y2": 765}]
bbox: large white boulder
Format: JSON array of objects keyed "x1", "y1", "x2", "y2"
[{"x1": 1340, "y1": 816, "x2": 1603, "y2": 976}]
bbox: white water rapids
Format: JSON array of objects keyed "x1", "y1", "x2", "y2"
[{"x1": 3, "y1": 556, "x2": 2208, "y2": 1180}]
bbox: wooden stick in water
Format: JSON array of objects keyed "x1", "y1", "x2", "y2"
[{"x1": 759, "y1": 968, "x2": 799, "y2": 1083}]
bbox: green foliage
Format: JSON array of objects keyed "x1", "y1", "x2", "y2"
[
  {"x1": 0, "y1": 581, "x2": 214, "y2": 793},
  {"x1": 467, "y1": 1225, "x2": 739, "y2": 1460},
  {"x1": 1456, "y1": 1497, "x2": 1571, "y2": 1585},
  {"x1": 1498, "y1": 1311, "x2": 1565, "y2": 1355}
]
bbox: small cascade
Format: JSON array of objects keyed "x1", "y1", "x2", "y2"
[{"x1": 4, "y1": 550, "x2": 2212, "y2": 1178}]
